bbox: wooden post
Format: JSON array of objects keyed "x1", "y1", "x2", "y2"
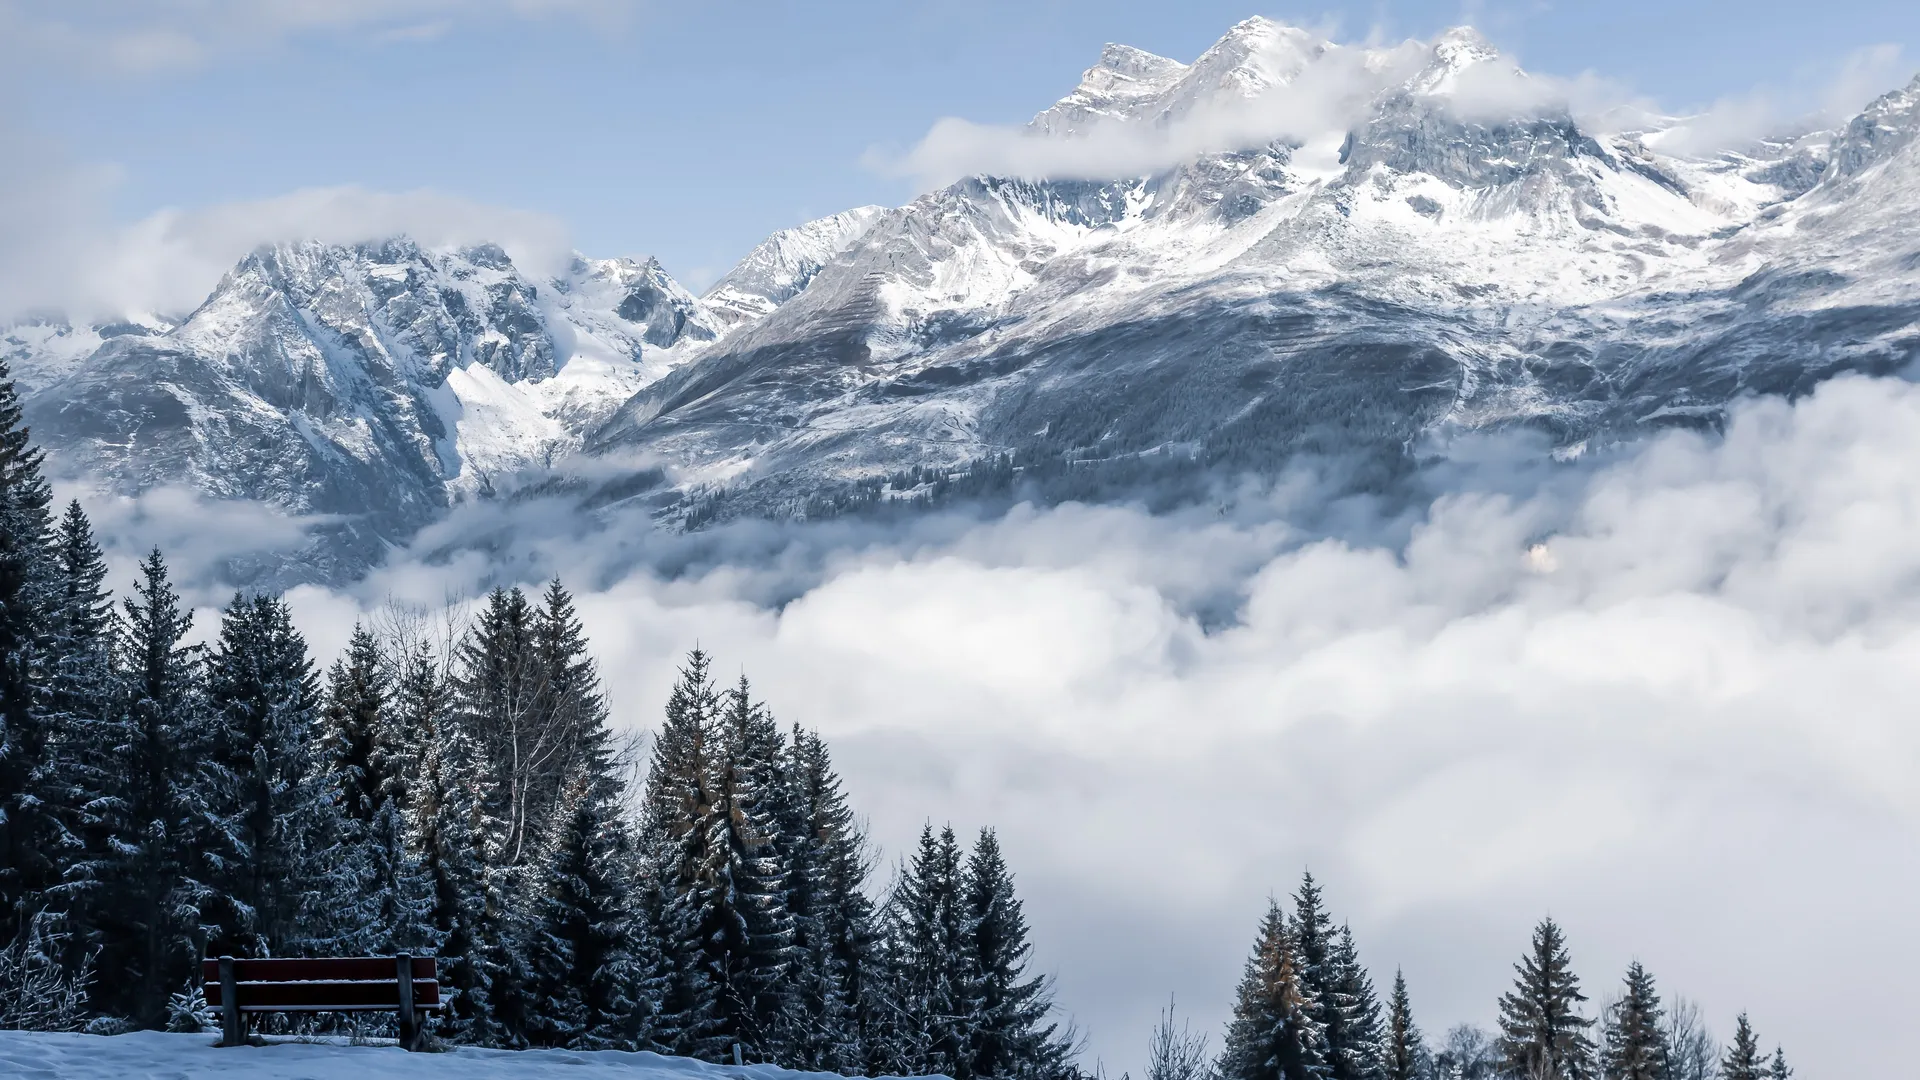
[
  {"x1": 218, "y1": 955, "x2": 241, "y2": 1047},
  {"x1": 396, "y1": 953, "x2": 419, "y2": 1052}
]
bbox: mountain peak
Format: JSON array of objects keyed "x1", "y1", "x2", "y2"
[
  {"x1": 1408, "y1": 24, "x2": 1503, "y2": 95},
  {"x1": 1094, "y1": 42, "x2": 1185, "y2": 82},
  {"x1": 1827, "y1": 70, "x2": 1920, "y2": 179}
]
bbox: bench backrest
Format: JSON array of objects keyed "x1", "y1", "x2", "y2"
[{"x1": 201, "y1": 956, "x2": 442, "y2": 1012}]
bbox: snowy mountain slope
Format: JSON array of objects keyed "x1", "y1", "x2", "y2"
[
  {"x1": 585, "y1": 20, "x2": 1920, "y2": 520},
  {"x1": 704, "y1": 207, "x2": 890, "y2": 327},
  {"x1": 16, "y1": 238, "x2": 730, "y2": 580},
  {"x1": 0, "y1": 1029, "x2": 939, "y2": 1080}
]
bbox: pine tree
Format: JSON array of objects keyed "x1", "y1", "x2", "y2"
[
  {"x1": 90, "y1": 550, "x2": 204, "y2": 1026},
  {"x1": 404, "y1": 679, "x2": 494, "y2": 1043},
  {"x1": 1327, "y1": 925, "x2": 1386, "y2": 1080},
  {"x1": 784, "y1": 725, "x2": 882, "y2": 1072},
  {"x1": 708, "y1": 675, "x2": 796, "y2": 1059},
  {"x1": 961, "y1": 828, "x2": 1072, "y2": 1080},
  {"x1": 532, "y1": 580, "x2": 615, "y2": 810},
  {"x1": 40, "y1": 502, "x2": 119, "y2": 975},
  {"x1": 1718, "y1": 1016, "x2": 1763, "y2": 1080},
  {"x1": 319, "y1": 624, "x2": 391, "y2": 825},
  {"x1": 335, "y1": 795, "x2": 438, "y2": 956},
  {"x1": 1220, "y1": 900, "x2": 1329, "y2": 1080},
  {"x1": 640, "y1": 649, "x2": 726, "y2": 1059},
  {"x1": 1495, "y1": 919, "x2": 1595, "y2": 1080},
  {"x1": 1292, "y1": 875, "x2": 1369, "y2": 1080},
  {"x1": 1765, "y1": 1049, "x2": 1790, "y2": 1080},
  {"x1": 1385, "y1": 970, "x2": 1425, "y2": 1080},
  {"x1": 197, "y1": 592, "x2": 331, "y2": 957},
  {"x1": 0, "y1": 357, "x2": 60, "y2": 938},
  {"x1": 883, "y1": 823, "x2": 971, "y2": 1077},
  {"x1": 1600, "y1": 963, "x2": 1665, "y2": 1080},
  {"x1": 524, "y1": 769, "x2": 659, "y2": 1050}
]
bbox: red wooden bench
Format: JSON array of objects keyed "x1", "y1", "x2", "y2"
[{"x1": 201, "y1": 954, "x2": 443, "y2": 1051}]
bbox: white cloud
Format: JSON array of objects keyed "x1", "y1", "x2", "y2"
[
  {"x1": 88, "y1": 374, "x2": 1920, "y2": 1080},
  {"x1": 1641, "y1": 44, "x2": 1910, "y2": 157}
]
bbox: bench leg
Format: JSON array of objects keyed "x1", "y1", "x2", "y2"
[
  {"x1": 218, "y1": 955, "x2": 243, "y2": 1047},
  {"x1": 395, "y1": 953, "x2": 420, "y2": 1052}
]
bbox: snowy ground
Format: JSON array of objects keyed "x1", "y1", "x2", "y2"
[{"x1": 0, "y1": 1030, "x2": 935, "y2": 1080}]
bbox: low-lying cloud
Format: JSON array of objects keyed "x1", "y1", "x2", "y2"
[{"x1": 66, "y1": 374, "x2": 1920, "y2": 1080}]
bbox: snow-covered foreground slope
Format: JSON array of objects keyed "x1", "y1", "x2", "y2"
[{"x1": 0, "y1": 1029, "x2": 939, "y2": 1080}]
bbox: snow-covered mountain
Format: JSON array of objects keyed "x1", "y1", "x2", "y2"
[
  {"x1": 7, "y1": 238, "x2": 742, "y2": 579},
  {"x1": 12, "y1": 17, "x2": 1920, "y2": 581},
  {"x1": 586, "y1": 20, "x2": 1920, "y2": 519}
]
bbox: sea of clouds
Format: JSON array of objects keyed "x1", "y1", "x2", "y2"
[{"x1": 59, "y1": 372, "x2": 1920, "y2": 1079}]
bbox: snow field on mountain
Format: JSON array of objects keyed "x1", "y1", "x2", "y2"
[{"x1": 0, "y1": 1030, "x2": 937, "y2": 1080}]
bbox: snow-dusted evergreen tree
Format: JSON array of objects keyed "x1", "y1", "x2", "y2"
[
  {"x1": 960, "y1": 828, "x2": 1072, "y2": 1080},
  {"x1": 883, "y1": 823, "x2": 971, "y2": 1078},
  {"x1": 1764, "y1": 1049, "x2": 1790, "y2": 1080},
  {"x1": 1220, "y1": 900, "x2": 1329, "y2": 1080},
  {"x1": 91, "y1": 550, "x2": 204, "y2": 1026},
  {"x1": 1327, "y1": 925, "x2": 1386, "y2": 1080},
  {"x1": 1289, "y1": 876, "x2": 1380, "y2": 1080},
  {"x1": 1718, "y1": 1015, "x2": 1763, "y2": 1080},
  {"x1": 640, "y1": 649, "x2": 726, "y2": 1058},
  {"x1": 39, "y1": 502, "x2": 119, "y2": 977},
  {"x1": 531, "y1": 580, "x2": 614, "y2": 822},
  {"x1": 709, "y1": 675, "x2": 797, "y2": 1059},
  {"x1": 1495, "y1": 919, "x2": 1595, "y2": 1080},
  {"x1": 0, "y1": 358, "x2": 60, "y2": 940},
  {"x1": 1599, "y1": 963, "x2": 1665, "y2": 1080},
  {"x1": 401, "y1": 655, "x2": 494, "y2": 1043},
  {"x1": 319, "y1": 624, "x2": 392, "y2": 826},
  {"x1": 1385, "y1": 970, "x2": 1426, "y2": 1080},
  {"x1": 197, "y1": 593, "x2": 333, "y2": 957},
  {"x1": 335, "y1": 795, "x2": 438, "y2": 956},
  {"x1": 524, "y1": 769, "x2": 660, "y2": 1050},
  {"x1": 1597, "y1": 957, "x2": 1658, "y2": 1076},
  {"x1": 783, "y1": 725, "x2": 881, "y2": 1072}
]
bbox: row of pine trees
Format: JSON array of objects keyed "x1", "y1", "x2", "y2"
[
  {"x1": 1189, "y1": 876, "x2": 1793, "y2": 1080},
  {"x1": 0, "y1": 359, "x2": 1074, "y2": 1076}
]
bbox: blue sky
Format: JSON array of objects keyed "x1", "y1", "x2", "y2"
[{"x1": 6, "y1": 0, "x2": 1920, "y2": 288}]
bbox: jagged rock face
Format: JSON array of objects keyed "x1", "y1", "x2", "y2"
[{"x1": 1828, "y1": 74, "x2": 1920, "y2": 179}]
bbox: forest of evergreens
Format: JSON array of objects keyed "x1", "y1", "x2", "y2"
[{"x1": 0, "y1": 360, "x2": 1796, "y2": 1080}]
